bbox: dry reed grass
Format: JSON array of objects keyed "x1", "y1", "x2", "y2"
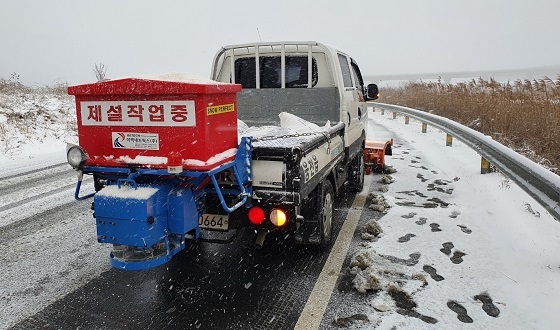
[
  {"x1": 0, "y1": 75, "x2": 67, "y2": 95},
  {"x1": 379, "y1": 77, "x2": 560, "y2": 174},
  {"x1": 0, "y1": 76, "x2": 73, "y2": 156}
]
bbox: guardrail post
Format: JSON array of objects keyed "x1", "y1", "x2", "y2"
[
  {"x1": 381, "y1": 108, "x2": 385, "y2": 115},
  {"x1": 422, "y1": 123, "x2": 427, "y2": 133},
  {"x1": 392, "y1": 112, "x2": 397, "y2": 119},
  {"x1": 481, "y1": 157, "x2": 491, "y2": 174},
  {"x1": 446, "y1": 134, "x2": 453, "y2": 147},
  {"x1": 405, "y1": 116, "x2": 410, "y2": 125}
]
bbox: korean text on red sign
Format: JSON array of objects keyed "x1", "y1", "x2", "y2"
[{"x1": 80, "y1": 100, "x2": 196, "y2": 126}]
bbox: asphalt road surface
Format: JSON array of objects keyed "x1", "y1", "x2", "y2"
[{"x1": 5, "y1": 170, "x2": 381, "y2": 330}]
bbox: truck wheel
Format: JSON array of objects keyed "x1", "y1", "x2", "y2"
[
  {"x1": 318, "y1": 180, "x2": 334, "y2": 250},
  {"x1": 348, "y1": 148, "x2": 365, "y2": 192}
]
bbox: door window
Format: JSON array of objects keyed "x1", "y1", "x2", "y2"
[
  {"x1": 337, "y1": 53, "x2": 353, "y2": 88},
  {"x1": 350, "y1": 61, "x2": 364, "y2": 91}
]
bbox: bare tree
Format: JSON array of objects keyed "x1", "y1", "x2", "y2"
[{"x1": 93, "y1": 63, "x2": 107, "y2": 82}]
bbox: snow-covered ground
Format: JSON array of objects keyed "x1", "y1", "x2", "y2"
[
  {"x1": 1, "y1": 90, "x2": 559, "y2": 329},
  {"x1": 0, "y1": 88, "x2": 74, "y2": 171},
  {"x1": 352, "y1": 108, "x2": 560, "y2": 329}
]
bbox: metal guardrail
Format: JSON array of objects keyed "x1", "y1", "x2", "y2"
[
  {"x1": 363, "y1": 65, "x2": 560, "y2": 84},
  {"x1": 371, "y1": 102, "x2": 560, "y2": 222}
]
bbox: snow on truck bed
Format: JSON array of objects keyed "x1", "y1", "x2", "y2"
[{"x1": 240, "y1": 112, "x2": 336, "y2": 149}]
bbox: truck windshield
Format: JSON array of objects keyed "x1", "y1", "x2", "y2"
[{"x1": 235, "y1": 56, "x2": 318, "y2": 89}]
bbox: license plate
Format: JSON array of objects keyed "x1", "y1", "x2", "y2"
[{"x1": 198, "y1": 214, "x2": 229, "y2": 231}]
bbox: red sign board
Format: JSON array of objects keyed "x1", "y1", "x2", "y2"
[{"x1": 68, "y1": 78, "x2": 242, "y2": 171}]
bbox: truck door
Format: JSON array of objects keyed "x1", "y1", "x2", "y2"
[
  {"x1": 350, "y1": 58, "x2": 367, "y2": 139},
  {"x1": 337, "y1": 53, "x2": 366, "y2": 158}
]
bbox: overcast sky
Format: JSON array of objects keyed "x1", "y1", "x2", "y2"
[{"x1": 1, "y1": 0, "x2": 559, "y2": 86}]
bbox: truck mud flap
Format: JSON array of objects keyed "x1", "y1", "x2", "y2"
[{"x1": 198, "y1": 229, "x2": 240, "y2": 244}]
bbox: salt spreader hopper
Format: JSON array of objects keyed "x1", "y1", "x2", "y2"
[{"x1": 67, "y1": 77, "x2": 252, "y2": 270}]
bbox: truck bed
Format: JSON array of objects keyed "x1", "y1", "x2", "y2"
[
  {"x1": 237, "y1": 88, "x2": 340, "y2": 127},
  {"x1": 240, "y1": 114, "x2": 345, "y2": 157},
  {"x1": 239, "y1": 115, "x2": 345, "y2": 200}
]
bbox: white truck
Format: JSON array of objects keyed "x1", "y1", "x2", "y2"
[
  {"x1": 208, "y1": 41, "x2": 379, "y2": 249},
  {"x1": 67, "y1": 41, "x2": 381, "y2": 270}
]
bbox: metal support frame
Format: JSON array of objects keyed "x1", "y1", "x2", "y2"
[
  {"x1": 73, "y1": 137, "x2": 254, "y2": 269},
  {"x1": 77, "y1": 137, "x2": 253, "y2": 212}
]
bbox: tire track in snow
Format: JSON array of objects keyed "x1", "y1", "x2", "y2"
[
  {"x1": 0, "y1": 161, "x2": 68, "y2": 180},
  {"x1": 0, "y1": 177, "x2": 93, "y2": 226},
  {"x1": 0, "y1": 196, "x2": 91, "y2": 245},
  {"x1": 0, "y1": 179, "x2": 78, "y2": 211},
  {"x1": 0, "y1": 162, "x2": 68, "y2": 183},
  {"x1": 0, "y1": 169, "x2": 77, "y2": 209}
]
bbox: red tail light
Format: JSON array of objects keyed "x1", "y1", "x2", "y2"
[{"x1": 248, "y1": 207, "x2": 265, "y2": 225}]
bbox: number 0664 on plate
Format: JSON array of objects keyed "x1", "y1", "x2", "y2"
[{"x1": 198, "y1": 214, "x2": 229, "y2": 231}]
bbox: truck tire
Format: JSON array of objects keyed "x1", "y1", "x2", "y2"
[
  {"x1": 348, "y1": 147, "x2": 365, "y2": 192},
  {"x1": 318, "y1": 180, "x2": 334, "y2": 250}
]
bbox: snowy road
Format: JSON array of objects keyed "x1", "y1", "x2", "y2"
[
  {"x1": 0, "y1": 159, "x2": 111, "y2": 330},
  {"x1": 2, "y1": 109, "x2": 560, "y2": 329},
  {"x1": 5, "y1": 181, "x2": 364, "y2": 329}
]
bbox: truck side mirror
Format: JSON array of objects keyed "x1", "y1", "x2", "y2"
[{"x1": 365, "y1": 84, "x2": 379, "y2": 101}]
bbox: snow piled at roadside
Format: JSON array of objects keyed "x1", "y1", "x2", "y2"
[
  {"x1": 343, "y1": 108, "x2": 560, "y2": 329},
  {"x1": 0, "y1": 89, "x2": 75, "y2": 164}
]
